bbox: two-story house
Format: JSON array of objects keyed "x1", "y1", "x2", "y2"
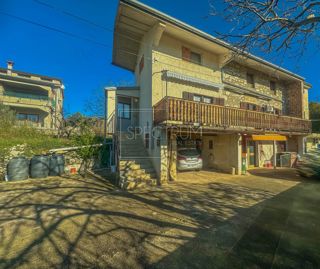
[
  {"x1": 106, "y1": 0, "x2": 312, "y2": 189},
  {"x1": 0, "y1": 61, "x2": 64, "y2": 130}
]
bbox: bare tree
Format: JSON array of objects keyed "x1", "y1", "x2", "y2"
[
  {"x1": 212, "y1": 0, "x2": 320, "y2": 56},
  {"x1": 85, "y1": 80, "x2": 134, "y2": 117}
]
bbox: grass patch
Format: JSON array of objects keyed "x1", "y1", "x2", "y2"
[{"x1": 0, "y1": 126, "x2": 73, "y2": 157}]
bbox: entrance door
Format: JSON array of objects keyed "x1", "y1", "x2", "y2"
[
  {"x1": 117, "y1": 100, "x2": 131, "y2": 132},
  {"x1": 247, "y1": 141, "x2": 256, "y2": 167}
]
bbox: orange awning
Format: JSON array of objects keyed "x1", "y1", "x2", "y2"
[{"x1": 252, "y1": 134, "x2": 287, "y2": 141}]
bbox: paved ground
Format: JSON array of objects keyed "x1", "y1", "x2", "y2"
[
  {"x1": 0, "y1": 168, "x2": 319, "y2": 269},
  {"x1": 297, "y1": 149, "x2": 320, "y2": 178}
]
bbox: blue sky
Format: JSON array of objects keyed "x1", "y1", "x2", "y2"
[{"x1": 0, "y1": 0, "x2": 319, "y2": 115}]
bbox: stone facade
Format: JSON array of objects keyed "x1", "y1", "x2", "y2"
[{"x1": 222, "y1": 62, "x2": 284, "y2": 110}]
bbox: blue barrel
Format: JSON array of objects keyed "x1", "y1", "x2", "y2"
[
  {"x1": 49, "y1": 154, "x2": 65, "y2": 176},
  {"x1": 30, "y1": 155, "x2": 49, "y2": 178},
  {"x1": 7, "y1": 157, "x2": 29, "y2": 181}
]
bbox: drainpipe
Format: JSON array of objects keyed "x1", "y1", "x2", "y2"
[
  {"x1": 273, "y1": 140, "x2": 277, "y2": 169},
  {"x1": 104, "y1": 89, "x2": 107, "y2": 144}
]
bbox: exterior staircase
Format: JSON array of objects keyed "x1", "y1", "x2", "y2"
[{"x1": 118, "y1": 132, "x2": 158, "y2": 189}]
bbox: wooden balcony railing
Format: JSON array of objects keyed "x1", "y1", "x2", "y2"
[{"x1": 153, "y1": 97, "x2": 311, "y2": 134}]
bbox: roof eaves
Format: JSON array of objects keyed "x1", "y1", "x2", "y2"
[{"x1": 120, "y1": 0, "x2": 305, "y2": 81}]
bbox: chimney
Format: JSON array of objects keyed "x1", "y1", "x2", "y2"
[{"x1": 7, "y1": 60, "x2": 14, "y2": 75}]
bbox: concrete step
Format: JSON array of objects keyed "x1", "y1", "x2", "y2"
[
  {"x1": 120, "y1": 167, "x2": 155, "y2": 175},
  {"x1": 120, "y1": 153, "x2": 150, "y2": 158},
  {"x1": 121, "y1": 170, "x2": 157, "y2": 178},
  {"x1": 122, "y1": 178, "x2": 158, "y2": 190},
  {"x1": 120, "y1": 159, "x2": 154, "y2": 167},
  {"x1": 122, "y1": 173, "x2": 156, "y2": 181},
  {"x1": 119, "y1": 141, "x2": 145, "y2": 146}
]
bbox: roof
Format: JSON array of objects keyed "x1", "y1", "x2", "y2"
[
  {"x1": 113, "y1": 0, "x2": 309, "y2": 83},
  {"x1": 0, "y1": 67, "x2": 62, "y2": 84}
]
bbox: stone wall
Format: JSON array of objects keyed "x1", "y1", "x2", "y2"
[
  {"x1": 0, "y1": 144, "x2": 29, "y2": 179},
  {"x1": 222, "y1": 62, "x2": 284, "y2": 110},
  {"x1": 284, "y1": 81, "x2": 303, "y2": 118},
  {"x1": 0, "y1": 145, "x2": 107, "y2": 180}
]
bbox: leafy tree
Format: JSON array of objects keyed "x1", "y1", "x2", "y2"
[
  {"x1": 0, "y1": 103, "x2": 16, "y2": 130},
  {"x1": 310, "y1": 102, "x2": 320, "y2": 133},
  {"x1": 72, "y1": 121, "x2": 102, "y2": 174}
]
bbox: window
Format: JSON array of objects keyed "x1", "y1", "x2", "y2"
[
  {"x1": 117, "y1": 103, "x2": 131, "y2": 119},
  {"x1": 190, "y1": 51, "x2": 201, "y2": 65},
  {"x1": 16, "y1": 113, "x2": 39, "y2": 122},
  {"x1": 270, "y1": 81, "x2": 276, "y2": 94},
  {"x1": 28, "y1": 114, "x2": 39, "y2": 122},
  {"x1": 274, "y1": 108, "x2": 282, "y2": 115},
  {"x1": 246, "y1": 73, "x2": 255, "y2": 88},
  {"x1": 193, "y1": 95, "x2": 202, "y2": 102},
  {"x1": 248, "y1": 103, "x2": 257, "y2": 111},
  {"x1": 240, "y1": 102, "x2": 260, "y2": 111},
  {"x1": 203, "y1": 97, "x2": 212, "y2": 104},
  {"x1": 17, "y1": 113, "x2": 27, "y2": 121},
  {"x1": 182, "y1": 46, "x2": 201, "y2": 65}
]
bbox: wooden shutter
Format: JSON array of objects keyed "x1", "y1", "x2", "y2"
[
  {"x1": 182, "y1": 92, "x2": 189, "y2": 100},
  {"x1": 182, "y1": 46, "x2": 191, "y2": 61},
  {"x1": 188, "y1": 93, "x2": 194, "y2": 101},
  {"x1": 219, "y1": 98, "x2": 225, "y2": 106},
  {"x1": 240, "y1": 102, "x2": 247, "y2": 109}
]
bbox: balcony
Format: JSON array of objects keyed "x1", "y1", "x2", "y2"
[
  {"x1": 153, "y1": 97, "x2": 311, "y2": 134},
  {"x1": 4, "y1": 91, "x2": 49, "y2": 101}
]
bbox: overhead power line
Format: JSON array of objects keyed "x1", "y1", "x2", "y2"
[
  {"x1": 0, "y1": 11, "x2": 110, "y2": 48},
  {"x1": 3, "y1": 4, "x2": 310, "y2": 82},
  {"x1": 33, "y1": 0, "x2": 114, "y2": 33},
  {"x1": 0, "y1": 10, "x2": 222, "y2": 79}
]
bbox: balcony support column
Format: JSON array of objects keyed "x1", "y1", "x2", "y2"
[
  {"x1": 273, "y1": 140, "x2": 277, "y2": 169},
  {"x1": 236, "y1": 134, "x2": 242, "y2": 175},
  {"x1": 297, "y1": 135, "x2": 306, "y2": 155}
]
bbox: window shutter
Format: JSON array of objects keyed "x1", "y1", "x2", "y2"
[
  {"x1": 188, "y1": 93, "x2": 194, "y2": 101},
  {"x1": 182, "y1": 92, "x2": 189, "y2": 100},
  {"x1": 256, "y1": 105, "x2": 261, "y2": 112},
  {"x1": 219, "y1": 98, "x2": 225, "y2": 106},
  {"x1": 182, "y1": 46, "x2": 191, "y2": 61},
  {"x1": 240, "y1": 102, "x2": 246, "y2": 109}
]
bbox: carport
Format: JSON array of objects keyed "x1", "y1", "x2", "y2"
[{"x1": 169, "y1": 130, "x2": 242, "y2": 180}]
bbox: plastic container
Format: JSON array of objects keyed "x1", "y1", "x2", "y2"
[
  {"x1": 49, "y1": 154, "x2": 65, "y2": 176},
  {"x1": 7, "y1": 157, "x2": 29, "y2": 181},
  {"x1": 30, "y1": 155, "x2": 49, "y2": 178}
]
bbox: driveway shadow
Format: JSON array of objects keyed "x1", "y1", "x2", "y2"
[{"x1": 0, "y1": 174, "x2": 319, "y2": 268}]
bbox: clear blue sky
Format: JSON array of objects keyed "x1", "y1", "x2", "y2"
[{"x1": 0, "y1": 0, "x2": 319, "y2": 115}]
